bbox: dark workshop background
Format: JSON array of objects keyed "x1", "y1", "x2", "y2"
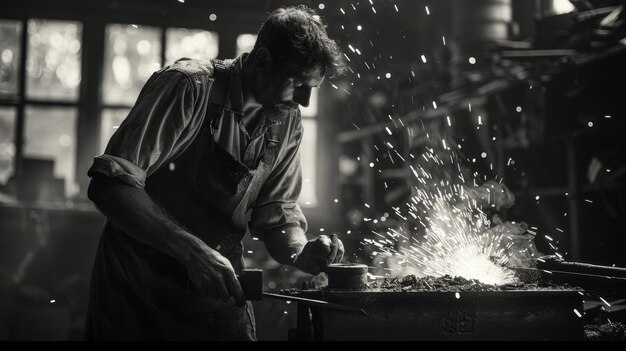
[{"x1": 1, "y1": 0, "x2": 625, "y2": 341}]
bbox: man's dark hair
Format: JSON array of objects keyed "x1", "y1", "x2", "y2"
[{"x1": 252, "y1": 5, "x2": 347, "y2": 78}]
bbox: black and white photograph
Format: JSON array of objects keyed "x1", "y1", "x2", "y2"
[{"x1": 1, "y1": 0, "x2": 626, "y2": 341}]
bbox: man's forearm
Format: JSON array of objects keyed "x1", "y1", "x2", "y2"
[
  {"x1": 88, "y1": 175, "x2": 203, "y2": 264},
  {"x1": 262, "y1": 226, "x2": 308, "y2": 265}
]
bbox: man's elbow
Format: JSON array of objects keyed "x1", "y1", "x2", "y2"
[{"x1": 87, "y1": 175, "x2": 107, "y2": 206}]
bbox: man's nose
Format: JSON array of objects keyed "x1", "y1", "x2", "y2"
[{"x1": 294, "y1": 86, "x2": 312, "y2": 107}]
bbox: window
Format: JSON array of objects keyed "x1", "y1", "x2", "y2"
[
  {"x1": 26, "y1": 20, "x2": 81, "y2": 101},
  {"x1": 24, "y1": 106, "x2": 78, "y2": 196},
  {"x1": 100, "y1": 108, "x2": 130, "y2": 152},
  {"x1": 236, "y1": 33, "x2": 256, "y2": 56},
  {"x1": 0, "y1": 20, "x2": 20, "y2": 185},
  {"x1": 0, "y1": 19, "x2": 82, "y2": 197},
  {"x1": 0, "y1": 20, "x2": 21, "y2": 97},
  {"x1": 551, "y1": 0, "x2": 575, "y2": 14},
  {"x1": 102, "y1": 24, "x2": 161, "y2": 106},
  {"x1": 0, "y1": 107, "x2": 16, "y2": 184},
  {"x1": 166, "y1": 28, "x2": 218, "y2": 65},
  {"x1": 300, "y1": 118, "x2": 318, "y2": 207},
  {"x1": 100, "y1": 24, "x2": 220, "y2": 152}
]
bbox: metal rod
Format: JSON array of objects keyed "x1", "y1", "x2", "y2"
[
  {"x1": 262, "y1": 293, "x2": 368, "y2": 316},
  {"x1": 511, "y1": 267, "x2": 626, "y2": 281}
]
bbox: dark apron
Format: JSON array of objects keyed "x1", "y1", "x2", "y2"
[{"x1": 85, "y1": 60, "x2": 280, "y2": 340}]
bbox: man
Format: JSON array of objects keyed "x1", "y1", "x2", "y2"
[{"x1": 85, "y1": 6, "x2": 346, "y2": 340}]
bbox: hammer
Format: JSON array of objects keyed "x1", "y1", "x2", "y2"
[{"x1": 238, "y1": 269, "x2": 368, "y2": 316}]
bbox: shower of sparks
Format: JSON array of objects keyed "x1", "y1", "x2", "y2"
[
  {"x1": 335, "y1": 1, "x2": 582, "y2": 287},
  {"x1": 600, "y1": 297, "x2": 611, "y2": 307},
  {"x1": 574, "y1": 309, "x2": 582, "y2": 318},
  {"x1": 361, "y1": 144, "x2": 519, "y2": 285}
]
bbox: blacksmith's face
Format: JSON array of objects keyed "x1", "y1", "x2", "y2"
[
  {"x1": 255, "y1": 50, "x2": 324, "y2": 113},
  {"x1": 267, "y1": 62, "x2": 324, "y2": 112}
]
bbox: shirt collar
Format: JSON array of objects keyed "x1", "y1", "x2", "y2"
[{"x1": 222, "y1": 54, "x2": 245, "y2": 116}]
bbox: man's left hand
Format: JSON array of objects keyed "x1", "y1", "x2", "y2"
[{"x1": 293, "y1": 234, "x2": 344, "y2": 275}]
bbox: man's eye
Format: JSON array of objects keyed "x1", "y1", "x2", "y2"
[{"x1": 293, "y1": 81, "x2": 303, "y2": 87}]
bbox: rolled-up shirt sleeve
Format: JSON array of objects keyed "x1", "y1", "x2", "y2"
[
  {"x1": 250, "y1": 113, "x2": 308, "y2": 237},
  {"x1": 88, "y1": 71, "x2": 198, "y2": 188}
]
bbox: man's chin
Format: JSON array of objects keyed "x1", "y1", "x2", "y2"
[{"x1": 266, "y1": 103, "x2": 298, "y2": 114}]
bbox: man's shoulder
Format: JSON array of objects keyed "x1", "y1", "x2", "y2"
[{"x1": 162, "y1": 58, "x2": 215, "y2": 78}]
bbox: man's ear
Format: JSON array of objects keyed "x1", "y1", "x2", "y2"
[{"x1": 254, "y1": 47, "x2": 273, "y2": 73}]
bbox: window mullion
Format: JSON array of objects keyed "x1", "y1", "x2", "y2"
[{"x1": 14, "y1": 19, "x2": 27, "y2": 178}]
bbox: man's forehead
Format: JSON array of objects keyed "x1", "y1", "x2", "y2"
[
  {"x1": 283, "y1": 62, "x2": 324, "y2": 80},
  {"x1": 292, "y1": 66, "x2": 325, "y2": 86}
]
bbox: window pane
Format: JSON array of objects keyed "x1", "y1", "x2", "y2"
[
  {"x1": 166, "y1": 28, "x2": 218, "y2": 65},
  {"x1": 236, "y1": 33, "x2": 256, "y2": 56},
  {"x1": 0, "y1": 20, "x2": 21, "y2": 97},
  {"x1": 103, "y1": 24, "x2": 161, "y2": 105},
  {"x1": 552, "y1": 0, "x2": 575, "y2": 14},
  {"x1": 300, "y1": 88, "x2": 318, "y2": 118},
  {"x1": 299, "y1": 119, "x2": 318, "y2": 208},
  {"x1": 24, "y1": 106, "x2": 77, "y2": 197},
  {"x1": 0, "y1": 107, "x2": 16, "y2": 185},
  {"x1": 26, "y1": 19, "x2": 82, "y2": 101},
  {"x1": 100, "y1": 108, "x2": 130, "y2": 153}
]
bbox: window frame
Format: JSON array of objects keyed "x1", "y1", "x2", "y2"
[{"x1": 0, "y1": 18, "x2": 83, "y2": 196}]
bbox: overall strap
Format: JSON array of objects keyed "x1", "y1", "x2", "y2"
[{"x1": 207, "y1": 59, "x2": 231, "y2": 130}]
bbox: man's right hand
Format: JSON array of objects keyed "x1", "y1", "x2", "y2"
[{"x1": 183, "y1": 240, "x2": 246, "y2": 307}]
